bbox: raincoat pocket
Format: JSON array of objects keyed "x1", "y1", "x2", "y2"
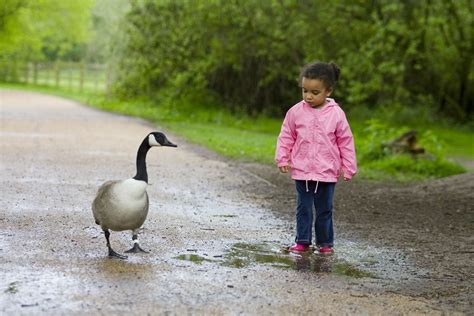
[{"x1": 291, "y1": 140, "x2": 310, "y2": 171}]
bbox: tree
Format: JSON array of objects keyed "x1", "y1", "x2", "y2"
[
  {"x1": 0, "y1": 0, "x2": 94, "y2": 62},
  {"x1": 87, "y1": 0, "x2": 130, "y2": 64},
  {"x1": 113, "y1": 0, "x2": 473, "y2": 122}
]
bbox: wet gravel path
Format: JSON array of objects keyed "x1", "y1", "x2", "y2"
[{"x1": 0, "y1": 90, "x2": 469, "y2": 314}]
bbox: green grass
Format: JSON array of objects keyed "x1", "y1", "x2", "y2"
[
  {"x1": 0, "y1": 82, "x2": 102, "y2": 103},
  {"x1": 348, "y1": 105, "x2": 474, "y2": 160},
  {"x1": 359, "y1": 155, "x2": 467, "y2": 181},
  {"x1": 433, "y1": 128, "x2": 474, "y2": 158},
  {"x1": 1, "y1": 82, "x2": 472, "y2": 181},
  {"x1": 168, "y1": 122, "x2": 277, "y2": 163}
]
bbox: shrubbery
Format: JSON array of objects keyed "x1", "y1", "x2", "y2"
[
  {"x1": 112, "y1": 0, "x2": 473, "y2": 122},
  {"x1": 357, "y1": 120, "x2": 466, "y2": 180}
]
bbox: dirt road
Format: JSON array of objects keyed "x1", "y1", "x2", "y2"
[{"x1": 0, "y1": 90, "x2": 471, "y2": 314}]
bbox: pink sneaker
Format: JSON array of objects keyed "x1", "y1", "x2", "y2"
[
  {"x1": 318, "y1": 246, "x2": 334, "y2": 254},
  {"x1": 289, "y1": 243, "x2": 309, "y2": 253}
]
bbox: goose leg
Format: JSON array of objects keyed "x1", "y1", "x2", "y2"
[
  {"x1": 104, "y1": 229, "x2": 127, "y2": 259},
  {"x1": 125, "y1": 232, "x2": 148, "y2": 253}
]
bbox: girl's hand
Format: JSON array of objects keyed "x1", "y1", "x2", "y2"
[
  {"x1": 341, "y1": 171, "x2": 351, "y2": 181},
  {"x1": 279, "y1": 165, "x2": 290, "y2": 173}
]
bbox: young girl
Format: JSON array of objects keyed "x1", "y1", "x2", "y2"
[{"x1": 275, "y1": 61, "x2": 357, "y2": 254}]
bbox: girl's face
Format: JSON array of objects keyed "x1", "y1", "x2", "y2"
[{"x1": 301, "y1": 77, "x2": 332, "y2": 108}]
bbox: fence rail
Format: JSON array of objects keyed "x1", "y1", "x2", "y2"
[{"x1": 1, "y1": 61, "x2": 109, "y2": 93}]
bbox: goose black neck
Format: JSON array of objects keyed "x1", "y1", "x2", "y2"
[{"x1": 133, "y1": 137, "x2": 151, "y2": 183}]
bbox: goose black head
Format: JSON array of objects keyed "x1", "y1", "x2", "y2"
[{"x1": 148, "y1": 132, "x2": 177, "y2": 148}]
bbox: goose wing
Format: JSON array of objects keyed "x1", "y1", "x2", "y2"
[{"x1": 92, "y1": 180, "x2": 119, "y2": 225}]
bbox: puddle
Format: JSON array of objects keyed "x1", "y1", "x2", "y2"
[
  {"x1": 173, "y1": 239, "x2": 424, "y2": 281},
  {"x1": 175, "y1": 242, "x2": 374, "y2": 278},
  {"x1": 5, "y1": 281, "x2": 19, "y2": 294},
  {"x1": 93, "y1": 258, "x2": 154, "y2": 275},
  {"x1": 222, "y1": 242, "x2": 295, "y2": 269},
  {"x1": 223, "y1": 242, "x2": 374, "y2": 278},
  {"x1": 174, "y1": 254, "x2": 215, "y2": 264}
]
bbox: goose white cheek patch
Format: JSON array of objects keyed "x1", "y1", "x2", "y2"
[{"x1": 148, "y1": 134, "x2": 161, "y2": 146}]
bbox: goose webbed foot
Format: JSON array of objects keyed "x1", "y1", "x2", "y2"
[
  {"x1": 125, "y1": 243, "x2": 149, "y2": 253},
  {"x1": 125, "y1": 233, "x2": 149, "y2": 253},
  {"x1": 104, "y1": 229, "x2": 127, "y2": 259},
  {"x1": 108, "y1": 247, "x2": 128, "y2": 259}
]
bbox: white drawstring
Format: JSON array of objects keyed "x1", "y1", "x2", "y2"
[{"x1": 306, "y1": 180, "x2": 309, "y2": 192}]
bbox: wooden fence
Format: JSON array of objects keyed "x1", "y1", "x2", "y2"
[{"x1": 1, "y1": 62, "x2": 109, "y2": 93}]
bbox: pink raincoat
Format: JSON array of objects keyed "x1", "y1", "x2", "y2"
[{"x1": 275, "y1": 99, "x2": 357, "y2": 182}]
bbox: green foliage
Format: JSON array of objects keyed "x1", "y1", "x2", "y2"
[
  {"x1": 87, "y1": 96, "x2": 470, "y2": 180},
  {"x1": 0, "y1": 0, "x2": 94, "y2": 60},
  {"x1": 1, "y1": 0, "x2": 473, "y2": 122},
  {"x1": 87, "y1": 0, "x2": 130, "y2": 63},
  {"x1": 361, "y1": 156, "x2": 466, "y2": 181},
  {"x1": 113, "y1": 0, "x2": 473, "y2": 122},
  {"x1": 357, "y1": 119, "x2": 466, "y2": 180},
  {"x1": 0, "y1": 0, "x2": 95, "y2": 81},
  {"x1": 112, "y1": 0, "x2": 312, "y2": 112},
  {"x1": 2, "y1": 82, "x2": 470, "y2": 181}
]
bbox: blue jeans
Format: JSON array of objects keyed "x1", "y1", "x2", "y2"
[{"x1": 295, "y1": 180, "x2": 336, "y2": 247}]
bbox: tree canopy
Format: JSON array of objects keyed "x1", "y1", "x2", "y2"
[
  {"x1": 1, "y1": 0, "x2": 472, "y2": 122},
  {"x1": 112, "y1": 0, "x2": 472, "y2": 121},
  {"x1": 0, "y1": 0, "x2": 94, "y2": 61}
]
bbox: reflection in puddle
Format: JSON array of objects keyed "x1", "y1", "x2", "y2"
[
  {"x1": 222, "y1": 243, "x2": 294, "y2": 269},
  {"x1": 94, "y1": 258, "x2": 154, "y2": 275},
  {"x1": 175, "y1": 242, "x2": 374, "y2": 278},
  {"x1": 174, "y1": 254, "x2": 214, "y2": 264},
  {"x1": 224, "y1": 242, "x2": 373, "y2": 278}
]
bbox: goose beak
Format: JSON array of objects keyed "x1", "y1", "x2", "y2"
[{"x1": 163, "y1": 139, "x2": 177, "y2": 147}]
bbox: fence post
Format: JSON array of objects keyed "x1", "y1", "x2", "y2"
[
  {"x1": 68, "y1": 62, "x2": 72, "y2": 90},
  {"x1": 33, "y1": 62, "x2": 38, "y2": 84},
  {"x1": 93, "y1": 64, "x2": 98, "y2": 92},
  {"x1": 106, "y1": 64, "x2": 111, "y2": 95},
  {"x1": 8, "y1": 61, "x2": 15, "y2": 82},
  {"x1": 55, "y1": 61, "x2": 60, "y2": 87},
  {"x1": 24, "y1": 62, "x2": 29, "y2": 84},
  {"x1": 44, "y1": 62, "x2": 50, "y2": 86},
  {"x1": 79, "y1": 61, "x2": 85, "y2": 92}
]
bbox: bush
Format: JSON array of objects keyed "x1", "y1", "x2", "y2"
[
  {"x1": 111, "y1": 0, "x2": 473, "y2": 122},
  {"x1": 357, "y1": 119, "x2": 466, "y2": 180}
]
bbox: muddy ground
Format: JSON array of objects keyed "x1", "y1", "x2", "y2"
[{"x1": 0, "y1": 90, "x2": 472, "y2": 315}]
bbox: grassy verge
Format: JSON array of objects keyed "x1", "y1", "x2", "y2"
[
  {"x1": 2, "y1": 82, "x2": 472, "y2": 181},
  {"x1": 0, "y1": 82, "x2": 101, "y2": 104}
]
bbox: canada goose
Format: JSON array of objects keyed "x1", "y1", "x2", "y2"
[{"x1": 92, "y1": 132, "x2": 177, "y2": 259}]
